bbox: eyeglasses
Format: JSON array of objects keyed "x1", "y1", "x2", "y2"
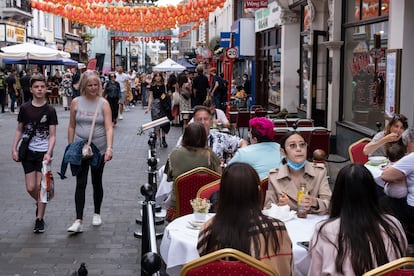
[{"x1": 287, "y1": 142, "x2": 307, "y2": 149}]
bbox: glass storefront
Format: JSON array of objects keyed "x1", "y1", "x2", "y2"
[{"x1": 342, "y1": 0, "x2": 390, "y2": 130}]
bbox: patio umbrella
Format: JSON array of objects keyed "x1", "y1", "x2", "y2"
[
  {"x1": 177, "y1": 58, "x2": 196, "y2": 71},
  {"x1": 152, "y1": 58, "x2": 186, "y2": 72},
  {"x1": 0, "y1": 57, "x2": 78, "y2": 66},
  {"x1": 0, "y1": 43, "x2": 70, "y2": 60}
]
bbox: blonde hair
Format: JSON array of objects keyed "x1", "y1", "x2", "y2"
[{"x1": 79, "y1": 70, "x2": 102, "y2": 96}]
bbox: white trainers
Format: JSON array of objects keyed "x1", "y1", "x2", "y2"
[
  {"x1": 67, "y1": 219, "x2": 83, "y2": 232},
  {"x1": 119, "y1": 115, "x2": 123, "y2": 120},
  {"x1": 92, "y1": 214, "x2": 102, "y2": 226}
]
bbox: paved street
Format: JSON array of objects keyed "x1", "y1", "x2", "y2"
[
  {"x1": 0, "y1": 104, "x2": 179, "y2": 275},
  {"x1": 0, "y1": 103, "x2": 349, "y2": 275}
]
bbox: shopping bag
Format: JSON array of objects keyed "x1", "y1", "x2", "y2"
[{"x1": 39, "y1": 160, "x2": 55, "y2": 203}]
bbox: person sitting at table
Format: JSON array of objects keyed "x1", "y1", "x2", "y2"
[
  {"x1": 308, "y1": 164, "x2": 407, "y2": 276},
  {"x1": 197, "y1": 163, "x2": 293, "y2": 275},
  {"x1": 381, "y1": 126, "x2": 414, "y2": 228},
  {"x1": 363, "y1": 114, "x2": 408, "y2": 157},
  {"x1": 383, "y1": 141, "x2": 408, "y2": 199},
  {"x1": 179, "y1": 105, "x2": 248, "y2": 160},
  {"x1": 264, "y1": 131, "x2": 331, "y2": 214},
  {"x1": 189, "y1": 99, "x2": 230, "y2": 129},
  {"x1": 229, "y1": 117, "x2": 281, "y2": 179},
  {"x1": 166, "y1": 122, "x2": 221, "y2": 220}
]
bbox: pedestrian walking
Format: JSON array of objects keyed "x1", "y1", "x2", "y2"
[
  {"x1": 66, "y1": 70, "x2": 113, "y2": 233},
  {"x1": 11, "y1": 74, "x2": 58, "y2": 233}
]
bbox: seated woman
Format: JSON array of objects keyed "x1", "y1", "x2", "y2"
[
  {"x1": 381, "y1": 126, "x2": 414, "y2": 227},
  {"x1": 363, "y1": 114, "x2": 408, "y2": 157},
  {"x1": 264, "y1": 132, "x2": 331, "y2": 214},
  {"x1": 166, "y1": 122, "x2": 221, "y2": 217},
  {"x1": 229, "y1": 117, "x2": 281, "y2": 179},
  {"x1": 197, "y1": 163, "x2": 293, "y2": 275},
  {"x1": 309, "y1": 164, "x2": 407, "y2": 275}
]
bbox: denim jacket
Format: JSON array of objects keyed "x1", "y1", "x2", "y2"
[{"x1": 58, "y1": 140, "x2": 102, "y2": 179}]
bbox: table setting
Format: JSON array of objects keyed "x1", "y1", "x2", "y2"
[
  {"x1": 160, "y1": 203, "x2": 328, "y2": 276},
  {"x1": 364, "y1": 156, "x2": 388, "y2": 187}
]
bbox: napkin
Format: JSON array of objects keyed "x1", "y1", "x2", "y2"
[{"x1": 262, "y1": 203, "x2": 294, "y2": 221}]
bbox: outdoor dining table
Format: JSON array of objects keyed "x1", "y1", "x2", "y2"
[
  {"x1": 160, "y1": 213, "x2": 328, "y2": 276},
  {"x1": 364, "y1": 161, "x2": 386, "y2": 187}
]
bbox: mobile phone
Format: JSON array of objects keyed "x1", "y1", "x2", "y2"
[{"x1": 297, "y1": 241, "x2": 310, "y2": 250}]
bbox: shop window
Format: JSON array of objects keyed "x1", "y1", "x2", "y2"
[
  {"x1": 343, "y1": 22, "x2": 388, "y2": 129},
  {"x1": 351, "y1": 0, "x2": 390, "y2": 21}
]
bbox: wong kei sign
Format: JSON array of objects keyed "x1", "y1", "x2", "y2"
[
  {"x1": 245, "y1": 0, "x2": 268, "y2": 9},
  {"x1": 254, "y1": 1, "x2": 281, "y2": 32}
]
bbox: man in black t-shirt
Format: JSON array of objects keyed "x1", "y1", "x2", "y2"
[
  {"x1": 20, "y1": 69, "x2": 32, "y2": 103},
  {"x1": 192, "y1": 65, "x2": 210, "y2": 106},
  {"x1": 6, "y1": 69, "x2": 18, "y2": 113},
  {"x1": 12, "y1": 74, "x2": 58, "y2": 234}
]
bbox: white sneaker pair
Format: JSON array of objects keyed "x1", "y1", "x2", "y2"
[
  {"x1": 67, "y1": 214, "x2": 102, "y2": 232},
  {"x1": 119, "y1": 114, "x2": 123, "y2": 120}
]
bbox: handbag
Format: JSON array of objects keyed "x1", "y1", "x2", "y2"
[
  {"x1": 160, "y1": 87, "x2": 174, "y2": 121},
  {"x1": 18, "y1": 123, "x2": 38, "y2": 161},
  {"x1": 82, "y1": 100, "x2": 101, "y2": 159},
  {"x1": 172, "y1": 91, "x2": 180, "y2": 106},
  {"x1": 180, "y1": 87, "x2": 191, "y2": 100}
]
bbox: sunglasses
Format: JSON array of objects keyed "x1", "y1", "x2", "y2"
[
  {"x1": 393, "y1": 114, "x2": 407, "y2": 122},
  {"x1": 287, "y1": 142, "x2": 307, "y2": 149}
]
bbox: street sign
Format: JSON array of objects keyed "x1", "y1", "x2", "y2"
[{"x1": 226, "y1": 47, "x2": 238, "y2": 59}]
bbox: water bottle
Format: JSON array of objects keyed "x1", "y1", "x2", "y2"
[
  {"x1": 77, "y1": 263, "x2": 88, "y2": 276},
  {"x1": 297, "y1": 183, "x2": 308, "y2": 218}
]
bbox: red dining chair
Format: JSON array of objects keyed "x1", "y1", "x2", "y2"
[
  {"x1": 229, "y1": 110, "x2": 239, "y2": 136},
  {"x1": 348, "y1": 137, "x2": 372, "y2": 164},
  {"x1": 272, "y1": 119, "x2": 288, "y2": 128},
  {"x1": 237, "y1": 111, "x2": 251, "y2": 138},
  {"x1": 308, "y1": 129, "x2": 331, "y2": 159},
  {"x1": 295, "y1": 119, "x2": 314, "y2": 127},
  {"x1": 171, "y1": 167, "x2": 221, "y2": 221},
  {"x1": 362, "y1": 257, "x2": 414, "y2": 276},
  {"x1": 254, "y1": 109, "x2": 268, "y2": 118},
  {"x1": 273, "y1": 129, "x2": 289, "y2": 144},
  {"x1": 197, "y1": 179, "x2": 220, "y2": 200},
  {"x1": 48, "y1": 87, "x2": 60, "y2": 105},
  {"x1": 180, "y1": 248, "x2": 279, "y2": 276},
  {"x1": 259, "y1": 177, "x2": 269, "y2": 209}
]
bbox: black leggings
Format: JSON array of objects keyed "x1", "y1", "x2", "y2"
[
  {"x1": 75, "y1": 158, "x2": 105, "y2": 220},
  {"x1": 107, "y1": 97, "x2": 119, "y2": 122}
]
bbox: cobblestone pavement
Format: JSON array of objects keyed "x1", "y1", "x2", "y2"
[
  {"x1": 0, "y1": 103, "x2": 348, "y2": 275},
  {"x1": 0, "y1": 104, "x2": 180, "y2": 275}
]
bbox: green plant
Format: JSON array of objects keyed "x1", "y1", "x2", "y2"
[{"x1": 81, "y1": 33, "x2": 94, "y2": 42}]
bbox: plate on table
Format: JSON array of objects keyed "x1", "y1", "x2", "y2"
[
  {"x1": 187, "y1": 220, "x2": 205, "y2": 230},
  {"x1": 263, "y1": 209, "x2": 297, "y2": 222}
]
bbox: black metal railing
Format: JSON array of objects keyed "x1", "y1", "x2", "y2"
[{"x1": 5, "y1": 0, "x2": 31, "y2": 13}]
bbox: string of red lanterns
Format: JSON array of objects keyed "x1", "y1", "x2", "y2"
[{"x1": 30, "y1": 0, "x2": 225, "y2": 33}]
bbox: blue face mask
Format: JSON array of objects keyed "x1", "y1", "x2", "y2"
[{"x1": 287, "y1": 159, "x2": 306, "y2": 171}]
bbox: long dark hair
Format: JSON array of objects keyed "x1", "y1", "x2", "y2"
[
  {"x1": 315, "y1": 164, "x2": 405, "y2": 275},
  {"x1": 181, "y1": 122, "x2": 207, "y2": 150},
  {"x1": 201, "y1": 163, "x2": 284, "y2": 258}
]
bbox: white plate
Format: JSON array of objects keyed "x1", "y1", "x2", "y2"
[
  {"x1": 263, "y1": 210, "x2": 297, "y2": 222},
  {"x1": 187, "y1": 220, "x2": 204, "y2": 230}
]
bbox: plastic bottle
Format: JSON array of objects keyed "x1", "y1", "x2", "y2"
[{"x1": 297, "y1": 183, "x2": 308, "y2": 218}]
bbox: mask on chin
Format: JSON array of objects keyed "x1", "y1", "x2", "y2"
[{"x1": 287, "y1": 159, "x2": 306, "y2": 171}]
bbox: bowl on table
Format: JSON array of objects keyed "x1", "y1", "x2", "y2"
[{"x1": 368, "y1": 156, "x2": 388, "y2": 166}]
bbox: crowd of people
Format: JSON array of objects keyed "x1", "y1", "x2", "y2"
[{"x1": 7, "y1": 63, "x2": 413, "y2": 275}]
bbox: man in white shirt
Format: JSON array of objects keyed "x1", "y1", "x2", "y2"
[{"x1": 115, "y1": 66, "x2": 129, "y2": 120}]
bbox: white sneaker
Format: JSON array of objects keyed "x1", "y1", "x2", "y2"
[
  {"x1": 67, "y1": 219, "x2": 83, "y2": 232},
  {"x1": 119, "y1": 115, "x2": 123, "y2": 120},
  {"x1": 92, "y1": 214, "x2": 102, "y2": 226}
]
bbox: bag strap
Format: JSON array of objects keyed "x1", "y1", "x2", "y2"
[{"x1": 87, "y1": 99, "x2": 101, "y2": 146}]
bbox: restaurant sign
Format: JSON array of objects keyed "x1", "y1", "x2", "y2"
[
  {"x1": 255, "y1": 2, "x2": 281, "y2": 32},
  {"x1": 245, "y1": 0, "x2": 268, "y2": 9},
  {"x1": 5, "y1": 25, "x2": 26, "y2": 43}
]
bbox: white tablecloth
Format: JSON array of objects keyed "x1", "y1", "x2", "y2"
[
  {"x1": 365, "y1": 163, "x2": 386, "y2": 187},
  {"x1": 160, "y1": 213, "x2": 328, "y2": 276}
]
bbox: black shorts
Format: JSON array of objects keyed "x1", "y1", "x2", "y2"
[{"x1": 22, "y1": 150, "x2": 46, "y2": 174}]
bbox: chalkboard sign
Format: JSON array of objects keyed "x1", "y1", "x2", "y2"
[{"x1": 385, "y1": 49, "x2": 402, "y2": 118}]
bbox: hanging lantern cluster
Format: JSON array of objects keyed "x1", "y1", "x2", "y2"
[
  {"x1": 30, "y1": 0, "x2": 226, "y2": 33},
  {"x1": 112, "y1": 35, "x2": 172, "y2": 42}
]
